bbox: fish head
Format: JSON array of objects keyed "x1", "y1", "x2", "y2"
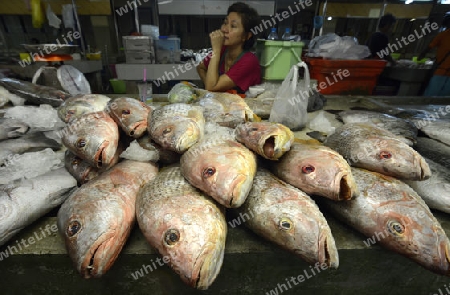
[
  {"x1": 181, "y1": 140, "x2": 257, "y2": 208},
  {"x1": 150, "y1": 115, "x2": 203, "y2": 153},
  {"x1": 64, "y1": 150, "x2": 99, "y2": 184},
  {"x1": 351, "y1": 137, "x2": 431, "y2": 180},
  {"x1": 58, "y1": 101, "x2": 93, "y2": 123},
  {"x1": 61, "y1": 112, "x2": 119, "y2": 168},
  {"x1": 285, "y1": 145, "x2": 357, "y2": 200},
  {"x1": 251, "y1": 185, "x2": 339, "y2": 268},
  {"x1": 57, "y1": 195, "x2": 130, "y2": 278},
  {"x1": 154, "y1": 204, "x2": 226, "y2": 290},
  {"x1": 234, "y1": 122, "x2": 294, "y2": 160},
  {"x1": 372, "y1": 187, "x2": 450, "y2": 275},
  {"x1": 107, "y1": 98, "x2": 150, "y2": 138}
]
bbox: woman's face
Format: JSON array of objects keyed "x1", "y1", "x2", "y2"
[{"x1": 221, "y1": 12, "x2": 248, "y2": 47}]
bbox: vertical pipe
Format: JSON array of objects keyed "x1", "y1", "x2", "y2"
[
  {"x1": 311, "y1": 0, "x2": 321, "y2": 39},
  {"x1": 319, "y1": 0, "x2": 328, "y2": 36},
  {"x1": 376, "y1": 0, "x2": 387, "y2": 31},
  {"x1": 110, "y1": 0, "x2": 121, "y2": 54},
  {"x1": 134, "y1": 0, "x2": 140, "y2": 33},
  {"x1": 72, "y1": 0, "x2": 86, "y2": 57}
]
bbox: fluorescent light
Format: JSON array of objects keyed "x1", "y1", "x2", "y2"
[
  {"x1": 410, "y1": 18, "x2": 416, "y2": 21},
  {"x1": 327, "y1": 16, "x2": 332, "y2": 20},
  {"x1": 405, "y1": 0, "x2": 413, "y2": 4}
]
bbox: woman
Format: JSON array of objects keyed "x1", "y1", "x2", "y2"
[
  {"x1": 366, "y1": 13, "x2": 397, "y2": 65},
  {"x1": 418, "y1": 12, "x2": 450, "y2": 96},
  {"x1": 196, "y1": 2, "x2": 261, "y2": 94}
]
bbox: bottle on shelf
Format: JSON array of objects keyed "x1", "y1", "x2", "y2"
[
  {"x1": 282, "y1": 28, "x2": 291, "y2": 41},
  {"x1": 267, "y1": 28, "x2": 278, "y2": 40}
]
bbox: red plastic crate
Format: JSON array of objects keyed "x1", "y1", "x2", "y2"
[{"x1": 305, "y1": 58, "x2": 387, "y2": 95}]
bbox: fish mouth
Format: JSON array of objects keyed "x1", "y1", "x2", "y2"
[
  {"x1": 230, "y1": 173, "x2": 249, "y2": 208},
  {"x1": 128, "y1": 121, "x2": 147, "y2": 138},
  {"x1": 338, "y1": 175, "x2": 353, "y2": 201},
  {"x1": 262, "y1": 136, "x2": 276, "y2": 159},
  {"x1": 176, "y1": 123, "x2": 199, "y2": 153},
  {"x1": 318, "y1": 232, "x2": 339, "y2": 269},
  {"x1": 93, "y1": 141, "x2": 108, "y2": 168},
  {"x1": 80, "y1": 235, "x2": 113, "y2": 279},
  {"x1": 191, "y1": 242, "x2": 224, "y2": 290},
  {"x1": 419, "y1": 156, "x2": 431, "y2": 180},
  {"x1": 438, "y1": 240, "x2": 450, "y2": 276}
]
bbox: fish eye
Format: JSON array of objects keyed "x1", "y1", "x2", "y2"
[
  {"x1": 279, "y1": 218, "x2": 293, "y2": 231},
  {"x1": 76, "y1": 139, "x2": 86, "y2": 148},
  {"x1": 67, "y1": 110, "x2": 76, "y2": 115},
  {"x1": 387, "y1": 220, "x2": 404, "y2": 235},
  {"x1": 202, "y1": 167, "x2": 216, "y2": 178},
  {"x1": 251, "y1": 127, "x2": 258, "y2": 131},
  {"x1": 67, "y1": 220, "x2": 82, "y2": 237},
  {"x1": 71, "y1": 157, "x2": 82, "y2": 165},
  {"x1": 163, "y1": 127, "x2": 172, "y2": 135},
  {"x1": 164, "y1": 229, "x2": 180, "y2": 246},
  {"x1": 379, "y1": 151, "x2": 392, "y2": 159},
  {"x1": 122, "y1": 109, "x2": 131, "y2": 115},
  {"x1": 302, "y1": 165, "x2": 315, "y2": 174}
]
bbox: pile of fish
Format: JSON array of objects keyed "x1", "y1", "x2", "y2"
[{"x1": 1, "y1": 78, "x2": 450, "y2": 290}]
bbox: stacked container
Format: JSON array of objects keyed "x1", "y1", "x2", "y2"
[{"x1": 123, "y1": 36, "x2": 155, "y2": 64}]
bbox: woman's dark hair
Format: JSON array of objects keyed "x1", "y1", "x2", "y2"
[
  {"x1": 378, "y1": 13, "x2": 396, "y2": 29},
  {"x1": 227, "y1": 2, "x2": 261, "y2": 50}
]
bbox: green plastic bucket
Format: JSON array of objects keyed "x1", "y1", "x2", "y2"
[
  {"x1": 110, "y1": 79, "x2": 127, "y2": 94},
  {"x1": 256, "y1": 40, "x2": 304, "y2": 80}
]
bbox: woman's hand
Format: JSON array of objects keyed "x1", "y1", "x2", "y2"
[{"x1": 210, "y1": 30, "x2": 224, "y2": 52}]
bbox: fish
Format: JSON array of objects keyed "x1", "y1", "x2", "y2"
[
  {"x1": 148, "y1": 103, "x2": 204, "y2": 153},
  {"x1": 61, "y1": 111, "x2": 119, "y2": 168},
  {"x1": 57, "y1": 160, "x2": 158, "y2": 278},
  {"x1": 180, "y1": 131, "x2": 257, "y2": 208},
  {"x1": 411, "y1": 118, "x2": 450, "y2": 147},
  {"x1": 0, "y1": 118, "x2": 29, "y2": 140},
  {"x1": 0, "y1": 168, "x2": 77, "y2": 246},
  {"x1": 136, "y1": 165, "x2": 227, "y2": 290},
  {"x1": 64, "y1": 143, "x2": 122, "y2": 185},
  {"x1": 0, "y1": 132, "x2": 61, "y2": 166},
  {"x1": 404, "y1": 157, "x2": 450, "y2": 214},
  {"x1": 269, "y1": 140, "x2": 357, "y2": 201},
  {"x1": 194, "y1": 90, "x2": 257, "y2": 128},
  {"x1": 234, "y1": 121, "x2": 294, "y2": 160},
  {"x1": 337, "y1": 110, "x2": 418, "y2": 146},
  {"x1": 317, "y1": 167, "x2": 450, "y2": 276},
  {"x1": 324, "y1": 123, "x2": 431, "y2": 181},
  {"x1": 0, "y1": 77, "x2": 70, "y2": 107},
  {"x1": 0, "y1": 148, "x2": 64, "y2": 185},
  {"x1": 4, "y1": 104, "x2": 66, "y2": 132},
  {"x1": 107, "y1": 97, "x2": 151, "y2": 138},
  {"x1": 57, "y1": 94, "x2": 111, "y2": 123},
  {"x1": 137, "y1": 135, "x2": 181, "y2": 164},
  {"x1": 414, "y1": 137, "x2": 450, "y2": 169},
  {"x1": 235, "y1": 168, "x2": 339, "y2": 268},
  {"x1": 0, "y1": 85, "x2": 26, "y2": 106}
]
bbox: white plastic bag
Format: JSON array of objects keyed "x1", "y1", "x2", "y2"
[
  {"x1": 46, "y1": 4, "x2": 61, "y2": 28},
  {"x1": 269, "y1": 62, "x2": 310, "y2": 130},
  {"x1": 62, "y1": 4, "x2": 75, "y2": 29}
]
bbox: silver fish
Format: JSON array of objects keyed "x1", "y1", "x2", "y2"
[
  {"x1": 0, "y1": 118, "x2": 29, "y2": 140},
  {"x1": 57, "y1": 94, "x2": 111, "y2": 123},
  {"x1": 0, "y1": 168, "x2": 77, "y2": 246}
]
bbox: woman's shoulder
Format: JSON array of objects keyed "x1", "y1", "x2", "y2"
[{"x1": 241, "y1": 51, "x2": 260, "y2": 64}]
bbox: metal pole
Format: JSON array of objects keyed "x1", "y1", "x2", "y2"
[
  {"x1": 134, "y1": 0, "x2": 140, "y2": 33},
  {"x1": 376, "y1": 0, "x2": 387, "y2": 31},
  {"x1": 72, "y1": 0, "x2": 86, "y2": 57},
  {"x1": 311, "y1": 0, "x2": 321, "y2": 39},
  {"x1": 319, "y1": 0, "x2": 328, "y2": 36},
  {"x1": 110, "y1": 0, "x2": 121, "y2": 54}
]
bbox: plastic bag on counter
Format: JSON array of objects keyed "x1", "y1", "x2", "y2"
[
  {"x1": 62, "y1": 4, "x2": 75, "y2": 29},
  {"x1": 167, "y1": 82, "x2": 197, "y2": 103},
  {"x1": 269, "y1": 62, "x2": 310, "y2": 130},
  {"x1": 307, "y1": 33, "x2": 371, "y2": 60}
]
